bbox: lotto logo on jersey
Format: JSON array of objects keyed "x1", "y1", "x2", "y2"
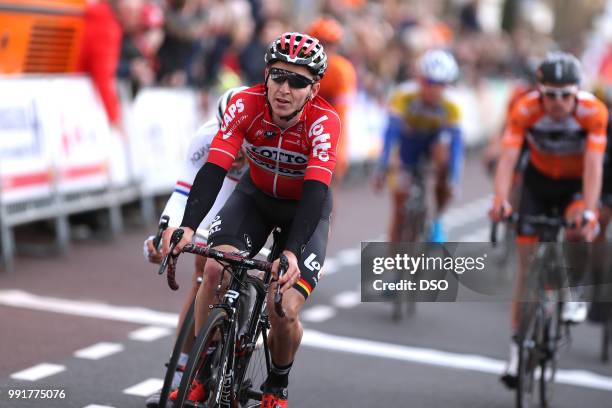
[
  {"x1": 309, "y1": 115, "x2": 331, "y2": 162},
  {"x1": 220, "y1": 98, "x2": 245, "y2": 136}
]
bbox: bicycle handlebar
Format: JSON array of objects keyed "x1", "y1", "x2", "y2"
[
  {"x1": 491, "y1": 213, "x2": 577, "y2": 245},
  {"x1": 159, "y1": 228, "x2": 287, "y2": 317}
]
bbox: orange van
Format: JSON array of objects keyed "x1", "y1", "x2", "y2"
[{"x1": 0, "y1": 0, "x2": 85, "y2": 74}]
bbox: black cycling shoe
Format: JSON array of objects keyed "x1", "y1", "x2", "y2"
[{"x1": 500, "y1": 373, "x2": 518, "y2": 389}]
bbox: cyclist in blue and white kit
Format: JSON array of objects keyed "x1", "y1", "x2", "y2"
[
  {"x1": 374, "y1": 50, "x2": 464, "y2": 243},
  {"x1": 142, "y1": 86, "x2": 248, "y2": 408}
]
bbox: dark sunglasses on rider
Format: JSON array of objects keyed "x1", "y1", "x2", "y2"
[
  {"x1": 269, "y1": 68, "x2": 315, "y2": 89},
  {"x1": 540, "y1": 85, "x2": 577, "y2": 100}
]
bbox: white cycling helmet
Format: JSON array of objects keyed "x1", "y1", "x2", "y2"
[
  {"x1": 419, "y1": 49, "x2": 459, "y2": 84},
  {"x1": 216, "y1": 86, "x2": 249, "y2": 124}
]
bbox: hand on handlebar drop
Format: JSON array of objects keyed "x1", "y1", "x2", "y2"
[
  {"x1": 145, "y1": 238, "x2": 164, "y2": 264},
  {"x1": 162, "y1": 227, "x2": 195, "y2": 257},
  {"x1": 488, "y1": 196, "x2": 512, "y2": 222},
  {"x1": 272, "y1": 250, "x2": 301, "y2": 294},
  {"x1": 567, "y1": 209, "x2": 600, "y2": 242}
]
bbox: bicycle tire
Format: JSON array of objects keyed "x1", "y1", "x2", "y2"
[
  {"x1": 158, "y1": 301, "x2": 195, "y2": 408},
  {"x1": 391, "y1": 204, "x2": 425, "y2": 321},
  {"x1": 539, "y1": 301, "x2": 561, "y2": 408},
  {"x1": 517, "y1": 302, "x2": 538, "y2": 408},
  {"x1": 174, "y1": 308, "x2": 232, "y2": 408},
  {"x1": 602, "y1": 318, "x2": 612, "y2": 363}
]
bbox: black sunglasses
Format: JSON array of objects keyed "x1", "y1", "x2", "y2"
[
  {"x1": 540, "y1": 87, "x2": 576, "y2": 100},
  {"x1": 269, "y1": 68, "x2": 315, "y2": 89}
]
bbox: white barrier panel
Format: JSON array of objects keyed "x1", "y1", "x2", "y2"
[
  {"x1": 0, "y1": 75, "x2": 118, "y2": 203},
  {"x1": 128, "y1": 87, "x2": 200, "y2": 195},
  {"x1": 0, "y1": 78, "x2": 54, "y2": 204},
  {"x1": 45, "y1": 77, "x2": 113, "y2": 193},
  {"x1": 346, "y1": 92, "x2": 386, "y2": 163}
]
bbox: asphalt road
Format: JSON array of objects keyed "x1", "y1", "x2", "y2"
[{"x1": 1, "y1": 154, "x2": 611, "y2": 408}]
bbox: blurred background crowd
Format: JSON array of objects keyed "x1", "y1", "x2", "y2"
[{"x1": 77, "y1": 0, "x2": 612, "y2": 127}]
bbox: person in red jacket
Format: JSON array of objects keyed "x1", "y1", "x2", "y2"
[{"x1": 77, "y1": 0, "x2": 122, "y2": 126}]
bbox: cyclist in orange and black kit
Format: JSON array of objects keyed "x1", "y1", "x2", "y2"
[{"x1": 489, "y1": 52, "x2": 608, "y2": 388}]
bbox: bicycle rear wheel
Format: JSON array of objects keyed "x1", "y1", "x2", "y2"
[
  {"x1": 174, "y1": 308, "x2": 232, "y2": 408},
  {"x1": 602, "y1": 317, "x2": 612, "y2": 363},
  {"x1": 158, "y1": 301, "x2": 195, "y2": 408}
]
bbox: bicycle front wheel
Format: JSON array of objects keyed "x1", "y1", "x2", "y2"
[
  {"x1": 158, "y1": 301, "x2": 195, "y2": 408},
  {"x1": 539, "y1": 301, "x2": 562, "y2": 408},
  {"x1": 517, "y1": 303, "x2": 538, "y2": 408},
  {"x1": 173, "y1": 308, "x2": 232, "y2": 408}
]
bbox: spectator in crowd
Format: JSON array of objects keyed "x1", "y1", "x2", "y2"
[
  {"x1": 156, "y1": 0, "x2": 208, "y2": 87},
  {"x1": 238, "y1": 18, "x2": 286, "y2": 86},
  {"x1": 78, "y1": 0, "x2": 122, "y2": 126},
  {"x1": 116, "y1": 0, "x2": 158, "y2": 97},
  {"x1": 307, "y1": 17, "x2": 357, "y2": 183}
]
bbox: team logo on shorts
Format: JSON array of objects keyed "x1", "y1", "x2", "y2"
[
  {"x1": 209, "y1": 215, "x2": 222, "y2": 234},
  {"x1": 243, "y1": 234, "x2": 252, "y2": 251}
]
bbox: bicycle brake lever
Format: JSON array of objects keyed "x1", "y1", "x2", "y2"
[
  {"x1": 152, "y1": 215, "x2": 170, "y2": 250},
  {"x1": 158, "y1": 228, "x2": 184, "y2": 275}
]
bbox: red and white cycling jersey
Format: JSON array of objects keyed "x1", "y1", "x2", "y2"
[{"x1": 208, "y1": 84, "x2": 341, "y2": 199}]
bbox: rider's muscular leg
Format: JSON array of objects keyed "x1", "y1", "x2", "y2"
[
  {"x1": 194, "y1": 245, "x2": 237, "y2": 334},
  {"x1": 432, "y1": 142, "x2": 452, "y2": 215},
  {"x1": 390, "y1": 190, "x2": 408, "y2": 242},
  {"x1": 267, "y1": 288, "x2": 306, "y2": 365}
]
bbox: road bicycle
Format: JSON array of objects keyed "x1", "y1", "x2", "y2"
[
  {"x1": 159, "y1": 228, "x2": 286, "y2": 408},
  {"x1": 492, "y1": 213, "x2": 578, "y2": 408},
  {"x1": 392, "y1": 164, "x2": 429, "y2": 321}
]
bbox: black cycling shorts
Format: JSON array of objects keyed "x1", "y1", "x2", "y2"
[
  {"x1": 517, "y1": 164, "x2": 582, "y2": 237},
  {"x1": 207, "y1": 172, "x2": 332, "y2": 300}
]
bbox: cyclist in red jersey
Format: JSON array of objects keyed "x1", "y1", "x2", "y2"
[{"x1": 163, "y1": 32, "x2": 339, "y2": 407}]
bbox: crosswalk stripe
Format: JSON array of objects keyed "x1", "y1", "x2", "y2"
[
  {"x1": 302, "y1": 305, "x2": 336, "y2": 322},
  {"x1": 122, "y1": 378, "x2": 163, "y2": 397},
  {"x1": 10, "y1": 363, "x2": 65, "y2": 381},
  {"x1": 128, "y1": 326, "x2": 172, "y2": 342},
  {"x1": 74, "y1": 342, "x2": 124, "y2": 360}
]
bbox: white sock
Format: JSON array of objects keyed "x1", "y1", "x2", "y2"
[{"x1": 506, "y1": 342, "x2": 518, "y2": 376}]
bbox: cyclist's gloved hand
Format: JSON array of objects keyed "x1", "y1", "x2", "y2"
[
  {"x1": 143, "y1": 236, "x2": 164, "y2": 264},
  {"x1": 272, "y1": 250, "x2": 301, "y2": 294},
  {"x1": 489, "y1": 196, "x2": 512, "y2": 222},
  {"x1": 576, "y1": 210, "x2": 600, "y2": 242},
  {"x1": 162, "y1": 227, "x2": 194, "y2": 257}
]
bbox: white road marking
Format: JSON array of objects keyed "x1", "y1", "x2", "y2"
[
  {"x1": 331, "y1": 291, "x2": 361, "y2": 309},
  {"x1": 10, "y1": 363, "x2": 65, "y2": 381},
  {"x1": 128, "y1": 326, "x2": 172, "y2": 342},
  {"x1": 301, "y1": 329, "x2": 612, "y2": 392},
  {"x1": 443, "y1": 195, "x2": 491, "y2": 230},
  {"x1": 457, "y1": 225, "x2": 490, "y2": 242},
  {"x1": 74, "y1": 342, "x2": 124, "y2": 360},
  {"x1": 0, "y1": 290, "x2": 179, "y2": 327},
  {"x1": 337, "y1": 248, "x2": 361, "y2": 265},
  {"x1": 322, "y1": 258, "x2": 338, "y2": 275},
  {"x1": 302, "y1": 305, "x2": 336, "y2": 322},
  {"x1": 83, "y1": 405, "x2": 116, "y2": 408},
  {"x1": 123, "y1": 378, "x2": 163, "y2": 397}
]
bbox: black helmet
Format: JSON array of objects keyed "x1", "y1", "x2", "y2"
[
  {"x1": 265, "y1": 32, "x2": 328, "y2": 78},
  {"x1": 536, "y1": 52, "x2": 582, "y2": 85}
]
